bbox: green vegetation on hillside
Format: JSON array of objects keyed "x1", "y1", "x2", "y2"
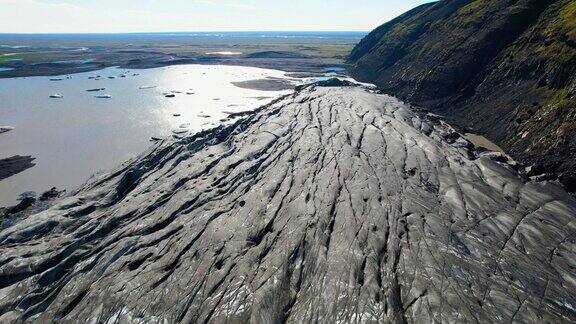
[
  {"x1": 349, "y1": 0, "x2": 576, "y2": 190},
  {"x1": 455, "y1": 0, "x2": 498, "y2": 26},
  {"x1": 551, "y1": 1, "x2": 576, "y2": 38}
]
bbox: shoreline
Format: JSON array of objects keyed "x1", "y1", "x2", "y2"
[{"x1": 0, "y1": 54, "x2": 349, "y2": 79}]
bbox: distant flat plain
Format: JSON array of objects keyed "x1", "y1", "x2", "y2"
[{"x1": 0, "y1": 32, "x2": 366, "y2": 78}]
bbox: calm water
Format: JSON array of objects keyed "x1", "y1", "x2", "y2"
[{"x1": 0, "y1": 65, "x2": 293, "y2": 205}]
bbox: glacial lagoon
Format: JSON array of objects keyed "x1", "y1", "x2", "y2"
[{"x1": 0, "y1": 65, "x2": 296, "y2": 205}]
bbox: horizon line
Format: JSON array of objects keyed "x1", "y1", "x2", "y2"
[{"x1": 0, "y1": 30, "x2": 369, "y2": 35}]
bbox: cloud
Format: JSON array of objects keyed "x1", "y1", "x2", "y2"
[
  {"x1": 0, "y1": 0, "x2": 431, "y2": 33},
  {"x1": 192, "y1": 0, "x2": 258, "y2": 9},
  {"x1": 0, "y1": 0, "x2": 92, "y2": 32}
]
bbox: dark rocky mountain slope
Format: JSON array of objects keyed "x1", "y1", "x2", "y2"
[
  {"x1": 349, "y1": 0, "x2": 576, "y2": 191},
  {"x1": 1, "y1": 82, "x2": 575, "y2": 322}
]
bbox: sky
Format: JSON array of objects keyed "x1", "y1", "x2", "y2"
[{"x1": 0, "y1": 0, "x2": 434, "y2": 33}]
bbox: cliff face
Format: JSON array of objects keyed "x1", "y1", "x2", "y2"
[
  {"x1": 349, "y1": 0, "x2": 576, "y2": 191},
  {"x1": 1, "y1": 83, "x2": 575, "y2": 323}
]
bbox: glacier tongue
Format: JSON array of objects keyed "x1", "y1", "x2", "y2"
[{"x1": 1, "y1": 83, "x2": 575, "y2": 323}]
